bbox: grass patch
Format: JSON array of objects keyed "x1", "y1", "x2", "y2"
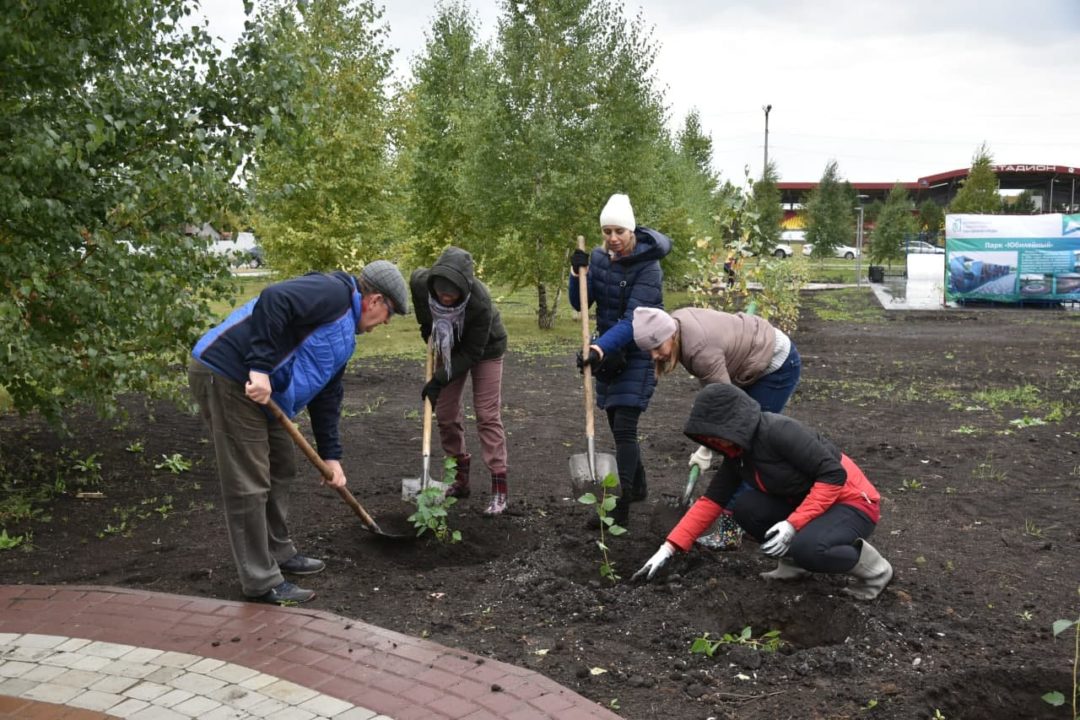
[
  {"x1": 804, "y1": 287, "x2": 885, "y2": 323},
  {"x1": 972, "y1": 385, "x2": 1042, "y2": 412}
]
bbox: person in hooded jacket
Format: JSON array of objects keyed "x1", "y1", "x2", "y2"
[
  {"x1": 189, "y1": 262, "x2": 409, "y2": 605},
  {"x1": 569, "y1": 193, "x2": 672, "y2": 527},
  {"x1": 411, "y1": 247, "x2": 510, "y2": 515},
  {"x1": 633, "y1": 383, "x2": 893, "y2": 601}
]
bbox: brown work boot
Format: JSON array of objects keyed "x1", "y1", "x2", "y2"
[{"x1": 446, "y1": 453, "x2": 471, "y2": 498}]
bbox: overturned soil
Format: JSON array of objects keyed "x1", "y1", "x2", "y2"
[{"x1": 2, "y1": 289, "x2": 1079, "y2": 720}]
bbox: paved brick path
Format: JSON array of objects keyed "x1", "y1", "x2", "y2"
[{"x1": 0, "y1": 585, "x2": 621, "y2": 720}]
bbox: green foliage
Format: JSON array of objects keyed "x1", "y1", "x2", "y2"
[
  {"x1": 690, "y1": 627, "x2": 785, "y2": 656},
  {"x1": 70, "y1": 452, "x2": 102, "y2": 484},
  {"x1": 750, "y1": 257, "x2": 808, "y2": 334},
  {"x1": 154, "y1": 453, "x2": 192, "y2": 474},
  {"x1": 457, "y1": 0, "x2": 675, "y2": 328},
  {"x1": 0, "y1": 0, "x2": 295, "y2": 424},
  {"x1": 918, "y1": 199, "x2": 945, "y2": 234},
  {"x1": 577, "y1": 472, "x2": 626, "y2": 583},
  {"x1": 676, "y1": 109, "x2": 717, "y2": 190},
  {"x1": 0, "y1": 528, "x2": 29, "y2": 550},
  {"x1": 251, "y1": 0, "x2": 400, "y2": 276},
  {"x1": 681, "y1": 173, "x2": 805, "y2": 332},
  {"x1": 398, "y1": 2, "x2": 494, "y2": 265},
  {"x1": 408, "y1": 456, "x2": 461, "y2": 542},
  {"x1": 870, "y1": 184, "x2": 916, "y2": 265},
  {"x1": 748, "y1": 162, "x2": 783, "y2": 254},
  {"x1": 804, "y1": 161, "x2": 854, "y2": 260},
  {"x1": 1000, "y1": 189, "x2": 1038, "y2": 215},
  {"x1": 949, "y1": 142, "x2": 1000, "y2": 214}
]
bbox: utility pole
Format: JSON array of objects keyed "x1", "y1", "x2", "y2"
[
  {"x1": 762, "y1": 104, "x2": 772, "y2": 177},
  {"x1": 855, "y1": 205, "x2": 865, "y2": 288}
]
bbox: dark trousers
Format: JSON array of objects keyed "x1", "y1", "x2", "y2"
[
  {"x1": 731, "y1": 488, "x2": 874, "y2": 573},
  {"x1": 605, "y1": 406, "x2": 645, "y2": 494},
  {"x1": 188, "y1": 360, "x2": 298, "y2": 596}
]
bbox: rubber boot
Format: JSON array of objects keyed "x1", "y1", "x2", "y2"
[
  {"x1": 445, "y1": 453, "x2": 471, "y2": 499},
  {"x1": 629, "y1": 464, "x2": 647, "y2": 502},
  {"x1": 842, "y1": 540, "x2": 893, "y2": 600},
  {"x1": 484, "y1": 474, "x2": 508, "y2": 516},
  {"x1": 694, "y1": 512, "x2": 744, "y2": 551},
  {"x1": 759, "y1": 556, "x2": 809, "y2": 581}
]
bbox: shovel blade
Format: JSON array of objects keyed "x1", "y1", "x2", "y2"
[
  {"x1": 568, "y1": 452, "x2": 619, "y2": 496},
  {"x1": 401, "y1": 477, "x2": 448, "y2": 502}
]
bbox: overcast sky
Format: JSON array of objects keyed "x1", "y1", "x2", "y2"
[{"x1": 197, "y1": 0, "x2": 1080, "y2": 186}]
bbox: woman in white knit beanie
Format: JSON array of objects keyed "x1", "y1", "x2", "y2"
[{"x1": 568, "y1": 193, "x2": 673, "y2": 529}]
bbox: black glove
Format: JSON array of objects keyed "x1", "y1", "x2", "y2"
[
  {"x1": 575, "y1": 348, "x2": 602, "y2": 374},
  {"x1": 421, "y1": 377, "x2": 444, "y2": 406},
  {"x1": 571, "y1": 249, "x2": 590, "y2": 274}
]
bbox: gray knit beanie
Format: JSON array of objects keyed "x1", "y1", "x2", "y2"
[
  {"x1": 632, "y1": 307, "x2": 677, "y2": 350},
  {"x1": 359, "y1": 260, "x2": 408, "y2": 315}
]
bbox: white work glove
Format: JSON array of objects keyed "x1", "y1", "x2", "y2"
[
  {"x1": 632, "y1": 541, "x2": 676, "y2": 581},
  {"x1": 760, "y1": 520, "x2": 796, "y2": 557},
  {"x1": 688, "y1": 445, "x2": 713, "y2": 473}
]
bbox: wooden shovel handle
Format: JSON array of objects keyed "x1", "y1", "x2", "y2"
[
  {"x1": 266, "y1": 398, "x2": 380, "y2": 531},
  {"x1": 577, "y1": 235, "x2": 595, "y2": 439},
  {"x1": 423, "y1": 337, "x2": 434, "y2": 459}
]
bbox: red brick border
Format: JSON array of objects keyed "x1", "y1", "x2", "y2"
[{"x1": 0, "y1": 586, "x2": 620, "y2": 720}]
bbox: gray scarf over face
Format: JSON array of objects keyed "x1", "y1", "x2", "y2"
[{"x1": 429, "y1": 294, "x2": 470, "y2": 376}]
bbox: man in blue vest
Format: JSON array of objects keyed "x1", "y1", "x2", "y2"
[{"x1": 189, "y1": 261, "x2": 408, "y2": 604}]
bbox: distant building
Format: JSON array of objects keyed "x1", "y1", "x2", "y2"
[{"x1": 778, "y1": 164, "x2": 1079, "y2": 221}]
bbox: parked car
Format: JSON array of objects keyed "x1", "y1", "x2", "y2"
[
  {"x1": 903, "y1": 240, "x2": 945, "y2": 254},
  {"x1": 238, "y1": 246, "x2": 264, "y2": 269},
  {"x1": 802, "y1": 243, "x2": 860, "y2": 260},
  {"x1": 771, "y1": 243, "x2": 794, "y2": 258}
]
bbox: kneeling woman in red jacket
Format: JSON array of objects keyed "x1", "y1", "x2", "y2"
[{"x1": 634, "y1": 383, "x2": 893, "y2": 600}]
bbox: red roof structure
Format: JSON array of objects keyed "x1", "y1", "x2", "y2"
[{"x1": 777, "y1": 164, "x2": 1079, "y2": 210}]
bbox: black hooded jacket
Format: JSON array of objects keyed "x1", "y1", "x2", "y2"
[
  {"x1": 410, "y1": 247, "x2": 507, "y2": 383},
  {"x1": 685, "y1": 383, "x2": 847, "y2": 517}
]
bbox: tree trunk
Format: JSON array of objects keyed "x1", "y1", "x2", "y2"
[{"x1": 536, "y1": 281, "x2": 561, "y2": 329}]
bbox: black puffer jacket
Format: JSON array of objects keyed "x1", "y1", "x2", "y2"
[
  {"x1": 410, "y1": 247, "x2": 507, "y2": 383},
  {"x1": 567, "y1": 226, "x2": 672, "y2": 410},
  {"x1": 684, "y1": 383, "x2": 846, "y2": 514}
]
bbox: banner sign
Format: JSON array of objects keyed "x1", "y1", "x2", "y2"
[{"x1": 945, "y1": 214, "x2": 1080, "y2": 303}]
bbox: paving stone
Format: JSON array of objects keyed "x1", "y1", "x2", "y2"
[
  {"x1": 67, "y1": 689, "x2": 125, "y2": 712},
  {"x1": 171, "y1": 694, "x2": 224, "y2": 717},
  {"x1": 168, "y1": 670, "x2": 228, "y2": 694},
  {"x1": 124, "y1": 681, "x2": 174, "y2": 701},
  {"x1": 53, "y1": 668, "x2": 107, "y2": 689},
  {"x1": 24, "y1": 681, "x2": 83, "y2": 704},
  {"x1": 260, "y1": 678, "x2": 318, "y2": 705},
  {"x1": 104, "y1": 697, "x2": 152, "y2": 719},
  {"x1": 155, "y1": 688, "x2": 196, "y2": 708}
]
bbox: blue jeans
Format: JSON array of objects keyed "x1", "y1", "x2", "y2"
[{"x1": 743, "y1": 343, "x2": 801, "y2": 414}]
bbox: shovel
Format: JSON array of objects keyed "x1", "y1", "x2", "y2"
[
  {"x1": 267, "y1": 399, "x2": 414, "y2": 540},
  {"x1": 568, "y1": 235, "x2": 618, "y2": 495},
  {"x1": 402, "y1": 339, "x2": 445, "y2": 500}
]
